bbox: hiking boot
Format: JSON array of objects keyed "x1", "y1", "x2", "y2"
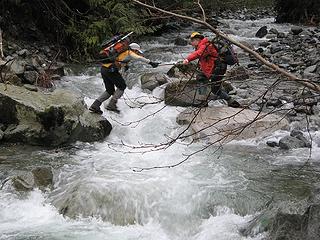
[
  {"x1": 227, "y1": 99, "x2": 241, "y2": 108},
  {"x1": 89, "y1": 100, "x2": 103, "y2": 114},
  {"x1": 106, "y1": 99, "x2": 120, "y2": 113}
]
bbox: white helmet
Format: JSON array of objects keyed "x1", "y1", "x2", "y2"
[{"x1": 129, "y1": 43, "x2": 143, "y2": 54}]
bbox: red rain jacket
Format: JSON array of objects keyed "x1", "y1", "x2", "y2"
[{"x1": 186, "y1": 38, "x2": 218, "y2": 78}]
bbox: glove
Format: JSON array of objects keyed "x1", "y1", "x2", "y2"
[{"x1": 149, "y1": 61, "x2": 159, "y2": 68}]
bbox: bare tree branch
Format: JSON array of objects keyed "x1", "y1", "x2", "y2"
[
  {"x1": 0, "y1": 28, "x2": 4, "y2": 60},
  {"x1": 197, "y1": 0, "x2": 206, "y2": 22},
  {"x1": 131, "y1": 0, "x2": 320, "y2": 93}
]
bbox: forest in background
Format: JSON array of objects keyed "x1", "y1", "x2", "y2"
[{"x1": 0, "y1": 0, "x2": 318, "y2": 60}]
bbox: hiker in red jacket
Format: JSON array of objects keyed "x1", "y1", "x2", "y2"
[{"x1": 183, "y1": 32, "x2": 240, "y2": 107}]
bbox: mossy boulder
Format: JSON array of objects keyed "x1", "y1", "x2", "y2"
[{"x1": 0, "y1": 83, "x2": 112, "y2": 146}]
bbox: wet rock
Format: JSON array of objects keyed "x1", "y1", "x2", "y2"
[
  {"x1": 12, "y1": 173, "x2": 35, "y2": 191},
  {"x1": 9, "y1": 59, "x2": 26, "y2": 75},
  {"x1": 12, "y1": 167, "x2": 53, "y2": 192},
  {"x1": 277, "y1": 32, "x2": 286, "y2": 38},
  {"x1": 225, "y1": 66, "x2": 250, "y2": 81},
  {"x1": 17, "y1": 49, "x2": 30, "y2": 57},
  {"x1": 23, "y1": 70, "x2": 39, "y2": 84},
  {"x1": 32, "y1": 167, "x2": 53, "y2": 189},
  {"x1": 51, "y1": 181, "x2": 144, "y2": 225},
  {"x1": 45, "y1": 65, "x2": 65, "y2": 77},
  {"x1": 23, "y1": 84, "x2": 38, "y2": 92},
  {"x1": 1, "y1": 72, "x2": 22, "y2": 85},
  {"x1": 269, "y1": 28, "x2": 279, "y2": 35},
  {"x1": 255, "y1": 26, "x2": 268, "y2": 38},
  {"x1": 266, "y1": 98, "x2": 282, "y2": 108},
  {"x1": 0, "y1": 129, "x2": 4, "y2": 141},
  {"x1": 291, "y1": 26, "x2": 303, "y2": 35},
  {"x1": 279, "y1": 135, "x2": 309, "y2": 149},
  {"x1": 267, "y1": 141, "x2": 278, "y2": 147},
  {"x1": 269, "y1": 212, "x2": 304, "y2": 240},
  {"x1": 0, "y1": 83, "x2": 112, "y2": 146},
  {"x1": 165, "y1": 80, "x2": 210, "y2": 107},
  {"x1": 270, "y1": 45, "x2": 283, "y2": 54},
  {"x1": 269, "y1": 205, "x2": 320, "y2": 240},
  {"x1": 140, "y1": 73, "x2": 169, "y2": 91},
  {"x1": 290, "y1": 129, "x2": 303, "y2": 138},
  {"x1": 177, "y1": 107, "x2": 289, "y2": 143},
  {"x1": 174, "y1": 36, "x2": 188, "y2": 46},
  {"x1": 304, "y1": 65, "x2": 317, "y2": 75},
  {"x1": 259, "y1": 41, "x2": 271, "y2": 47}
]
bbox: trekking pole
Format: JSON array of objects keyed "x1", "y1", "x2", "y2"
[{"x1": 157, "y1": 63, "x2": 177, "y2": 67}]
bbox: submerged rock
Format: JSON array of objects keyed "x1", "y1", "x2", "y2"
[
  {"x1": 12, "y1": 167, "x2": 53, "y2": 192},
  {"x1": 0, "y1": 83, "x2": 112, "y2": 146},
  {"x1": 269, "y1": 205, "x2": 320, "y2": 240}
]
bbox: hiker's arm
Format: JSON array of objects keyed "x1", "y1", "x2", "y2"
[
  {"x1": 128, "y1": 51, "x2": 151, "y2": 63},
  {"x1": 186, "y1": 44, "x2": 207, "y2": 62}
]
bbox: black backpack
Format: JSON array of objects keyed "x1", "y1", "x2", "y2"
[{"x1": 211, "y1": 37, "x2": 239, "y2": 66}]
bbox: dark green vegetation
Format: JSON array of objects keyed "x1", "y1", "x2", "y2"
[
  {"x1": 275, "y1": 0, "x2": 320, "y2": 24},
  {"x1": 1, "y1": 0, "x2": 318, "y2": 61}
]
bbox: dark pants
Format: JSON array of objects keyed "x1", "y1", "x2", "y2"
[
  {"x1": 197, "y1": 60, "x2": 230, "y2": 101},
  {"x1": 101, "y1": 66, "x2": 126, "y2": 95}
]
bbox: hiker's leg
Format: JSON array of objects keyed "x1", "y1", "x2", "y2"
[
  {"x1": 106, "y1": 71, "x2": 126, "y2": 113},
  {"x1": 211, "y1": 61, "x2": 230, "y2": 101}
]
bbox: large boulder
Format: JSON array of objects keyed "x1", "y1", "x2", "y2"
[
  {"x1": 165, "y1": 80, "x2": 211, "y2": 107},
  {"x1": 0, "y1": 83, "x2": 112, "y2": 146},
  {"x1": 177, "y1": 107, "x2": 289, "y2": 143},
  {"x1": 140, "y1": 72, "x2": 169, "y2": 91},
  {"x1": 269, "y1": 205, "x2": 320, "y2": 240}
]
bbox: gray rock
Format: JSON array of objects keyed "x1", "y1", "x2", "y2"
[
  {"x1": 12, "y1": 167, "x2": 53, "y2": 192},
  {"x1": 32, "y1": 167, "x2": 53, "y2": 189},
  {"x1": 290, "y1": 129, "x2": 303, "y2": 138},
  {"x1": 267, "y1": 140, "x2": 278, "y2": 147},
  {"x1": 140, "y1": 73, "x2": 169, "y2": 91},
  {"x1": 277, "y1": 32, "x2": 286, "y2": 38},
  {"x1": 269, "y1": 205, "x2": 320, "y2": 240},
  {"x1": 23, "y1": 84, "x2": 38, "y2": 92},
  {"x1": 174, "y1": 36, "x2": 188, "y2": 46},
  {"x1": 291, "y1": 26, "x2": 303, "y2": 35},
  {"x1": 0, "y1": 83, "x2": 112, "y2": 146},
  {"x1": 12, "y1": 173, "x2": 35, "y2": 191},
  {"x1": 165, "y1": 80, "x2": 210, "y2": 107},
  {"x1": 279, "y1": 135, "x2": 308, "y2": 149},
  {"x1": 255, "y1": 26, "x2": 268, "y2": 38},
  {"x1": 23, "y1": 70, "x2": 39, "y2": 84},
  {"x1": 9, "y1": 59, "x2": 26, "y2": 75},
  {"x1": 269, "y1": 212, "x2": 304, "y2": 240},
  {"x1": 17, "y1": 49, "x2": 30, "y2": 57},
  {"x1": 270, "y1": 45, "x2": 283, "y2": 54},
  {"x1": 226, "y1": 66, "x2": 250, "y2": 81},
  {"x1": 0, "y1": 129, "x2": 4, "y2": 141},
  {"x1": 304, "y1": 65, "x2": 317, "y2": 74},
  {"x1": 259, "y1": 41, "x2": 271, "y2": 47},
  {"x1": 269, "y1": 28, "x2": 279, "y2": 35}
]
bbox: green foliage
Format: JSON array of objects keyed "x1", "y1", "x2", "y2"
[{"x1": 63, "y1": 0, "x2": 159, "y2": 59}]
